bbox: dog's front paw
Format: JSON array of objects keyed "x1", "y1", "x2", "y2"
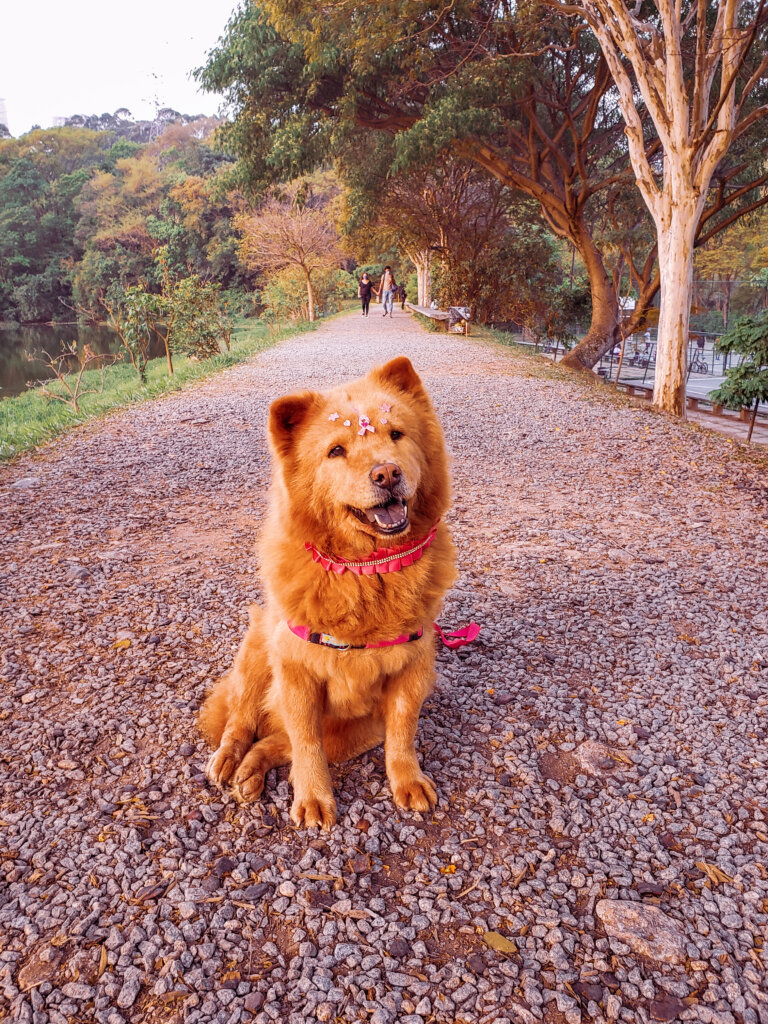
[
  {"x1": 290, "y1": 791, "x2": 337, "y2": 830},
  {"x1": 206, "y1": 740, "x2": 249, "y2": 787},
  {"x1": 391, "y1": 772, "x2": 437, "y2": 812}
]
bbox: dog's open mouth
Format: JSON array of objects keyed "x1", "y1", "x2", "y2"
[{"x1": 351, "y1": 498, "x2": 409, "y2": 535}]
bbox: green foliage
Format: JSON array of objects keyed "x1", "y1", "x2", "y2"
[
  {"x1": 195, "y1": 4, "x2": 326, "y2": 188},
  {"x1": 0, "y1": 121, "x2": 252, "y2": 326},
  {"x1": 0, "y1": 157, "x2": 85, "y2": 321},
  {"x1": 103, "y1": 256, "x2": 234, "y2": 380},
  {"x1": 167, "y1": 275, "x2": 233, "y2": 359},
  {"x1": 104, "y1": 285, "x2": 156, "y2": 382},
  {"x1": 710, "y1": 311, "x2": 768, "y2": 417}
]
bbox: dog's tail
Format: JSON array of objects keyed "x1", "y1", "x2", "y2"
[{"x1": 198, "y1": 605, "x2": 271, "y2": 748}]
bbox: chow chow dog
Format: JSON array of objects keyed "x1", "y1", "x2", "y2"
[{"x1": 199, "y1": 356, "x2": 456, "y2": 829}]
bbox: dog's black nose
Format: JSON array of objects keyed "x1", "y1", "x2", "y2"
[{"x1": 370, "y1": 462, "x2": 401, "y2": 491}]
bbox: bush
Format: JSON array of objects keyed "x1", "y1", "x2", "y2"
[{"x1": 260, "y1": 266, "x2": 355, "y2": 321}]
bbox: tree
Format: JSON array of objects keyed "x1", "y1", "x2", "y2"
[
  {"x1": 710, "y1": 310, "x2": 768, "y2": 442},
  {"x1": 102, "y1": 286, "x2": 155, "y2": 383},
  {"x1": 197, "y1": 2, "x2": 768, "y2": 374},
  {"x1": 343, "y1": 143, "x2": 516, "y2": 310},
  {"x1": 237, "y1": 180, "x2": 345, "y2": 322},
  {"x1": 26, "y1": 341, "x2": 115, "y2": 413},
  {"x1": 554, "y1": 0, "x2": 768, "y2": 414},
  {"x1": 198, "y1": 4, "x2": 627, "y2": 355}
]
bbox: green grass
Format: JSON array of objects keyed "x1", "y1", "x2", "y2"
[{"x1": 0, "y1": 316, "x2": 316, "y2": 461}]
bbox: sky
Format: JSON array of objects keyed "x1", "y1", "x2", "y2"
[{"x1": 1, "y1": 0, "x2": 239, "y2": 137}]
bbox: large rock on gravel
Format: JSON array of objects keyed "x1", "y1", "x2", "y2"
[
  {"x1": 596, "y1": 900, "x2": 688, "y2": 964},
  {"x1": 17, "y1": 948, "x2": 61, "y2": 991},
  {"x1": 574, "y1": 739, "x2": 617, "y2": 775}
]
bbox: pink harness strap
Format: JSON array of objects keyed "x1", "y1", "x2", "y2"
[
  {"x1": 287, "y1": 621, "x2": 423, "y2": 651},
  {"x1": 287, "y1": 620, "x2": 480, "y2": 652}
]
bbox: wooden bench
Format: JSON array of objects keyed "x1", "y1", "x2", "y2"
[{"x1": 406, "y1": 303, "x2": 470, "y2": 335}]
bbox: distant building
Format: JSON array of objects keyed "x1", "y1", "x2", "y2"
[{"x1": 52, "y1": 116, "x2": 67, "y2": 127}]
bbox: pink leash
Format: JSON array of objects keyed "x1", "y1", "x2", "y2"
[{"x1": 434, "y1": 621, "x2": 481, "y2": 649}]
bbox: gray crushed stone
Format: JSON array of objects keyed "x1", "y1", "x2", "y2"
[{"x1": 1, "y1": 308, "x2": 767, "y2": 1023}]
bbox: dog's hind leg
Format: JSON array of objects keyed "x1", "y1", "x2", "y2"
[
  {"x1": 200, "y1": 606, "x2": 272, "y2": 787},
  {"x1": 231, "y1": 731, "x2": 291, "y2": 803}
]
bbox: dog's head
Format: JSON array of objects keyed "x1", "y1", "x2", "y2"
[{"x1": 269, "y1": 357, "x2": 450, "y2": 543}]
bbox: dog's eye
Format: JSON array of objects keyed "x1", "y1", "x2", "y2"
[
  {"x1": 328, "y1": 445, "x2": 346, "y2": 458},
  {"x1": 390, "y1": 430, "x2": 403, "y2": 441}
]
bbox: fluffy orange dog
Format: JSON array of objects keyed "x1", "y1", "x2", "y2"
[{"x1": 199, "y1": 356, "x2": 456, "y2": 829}]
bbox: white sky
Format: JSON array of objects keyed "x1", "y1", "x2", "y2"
[{"x1": 1, "y1": 0, "x2": 239, "y2": 137}]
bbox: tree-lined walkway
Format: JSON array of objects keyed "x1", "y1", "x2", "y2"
[{"x1": 1, "y1": 308, "x2": 767, "y2": 1024}]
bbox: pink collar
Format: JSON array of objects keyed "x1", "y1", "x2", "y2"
[{"x1": 305, "y1": 522, "x2": 439, "y2": 575}]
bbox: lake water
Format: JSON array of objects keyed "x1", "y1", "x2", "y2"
[{"x1": 0, "y1": 323, "x2": 123, "y2": 399}]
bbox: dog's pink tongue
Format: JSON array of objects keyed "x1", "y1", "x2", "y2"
[{"x1": 370, "y1": 500, "x2": 405, "y2": 527}]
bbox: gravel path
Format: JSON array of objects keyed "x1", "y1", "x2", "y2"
[{"x1": 1, "y1": 308, "x2": 767, "y2": 1024}]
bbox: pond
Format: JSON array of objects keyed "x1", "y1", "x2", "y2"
[{"x1": 0, "y1": 323, "x2": 123, "y2": 399}]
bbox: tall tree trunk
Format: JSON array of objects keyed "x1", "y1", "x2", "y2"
[
  {"x1": 421, "y1": 260, "x2": 431, "y2": 306},
  {"x1": 158, "y1": 326, "x2": 174, "y2": 375},
  {"x1": 561, "y1": 229, "x2": 620, "y2": 371},
  {"x1": 653, "y1": 200, "x2": 700, "y2": 416},
  {"x1": 165, "y1": 334, "x2": 174, "y2": 376},
  {"x1": 409, "y1": 252, "x2": 431, "y2": 306},
  {"x1": 305, "y1": 269, "x2": 315, "y2": 322},
  {"x1": 746, "y1": 397, "x2": 759, "y2": 444}
]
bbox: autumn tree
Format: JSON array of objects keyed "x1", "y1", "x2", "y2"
[
  {"x1": 553, "y1": 0, "x2": 768, "y2": 414},
  {"x1": 237, "y1": 180, "x2": 345, "y2": 322},
  {"x1": 343, "y1": 142, "x2": 515, "y2": 310}
]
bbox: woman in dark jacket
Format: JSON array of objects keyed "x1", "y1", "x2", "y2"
[{"x1": 358, "y1": 273, "x2": 373, "y2": 317}]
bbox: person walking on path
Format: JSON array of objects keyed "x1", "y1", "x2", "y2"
[
  {"x1": 358, "y1": 272, "x2": 373, "y2": 317},
  {"x1": 375, "y1": 265, "x2": 397, "y2": 317}
]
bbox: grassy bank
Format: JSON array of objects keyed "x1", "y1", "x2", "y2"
[{"x1": 0, "y1": 317, "x2": 315, "y2": 461}]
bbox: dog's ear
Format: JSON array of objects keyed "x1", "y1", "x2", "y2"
[
  {"x1": 269, "y1": 391, "x2": 319, "y2": 458},
  {"x1": 370, "y1": 356, "x2": 425, "y2": 397}
]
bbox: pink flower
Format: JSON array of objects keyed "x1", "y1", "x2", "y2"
[
  {"x1": 328, "y1": 412, "x2": 340, "y2": 421},
  {"x1": 358, "y1": 415, "x2": 375, "y2": 436},
  {"x1": 380, "y1": 403, "x2": 391, "y2": 412},
  {"x1": 343, "y1": 419, "x2": 351, "y2": 427}
]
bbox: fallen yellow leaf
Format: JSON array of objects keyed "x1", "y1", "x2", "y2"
[
  {"x1": 695, "y1": 861, "x2": 734, "y2": 886},
  {"x1": 111, "y1": 639, "x2": 131, "y2": 650},
  {"x1": 482, "y1": 931, "x2": 518, "y2": 954}
]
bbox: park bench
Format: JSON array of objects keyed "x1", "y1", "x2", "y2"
[{"x1": 406, "y1": 302, "x2": 471, "y2": 335}]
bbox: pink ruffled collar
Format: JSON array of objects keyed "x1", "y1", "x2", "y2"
[{"x1": 305, "y1": 523, "x2": 439, "y2": 576}]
